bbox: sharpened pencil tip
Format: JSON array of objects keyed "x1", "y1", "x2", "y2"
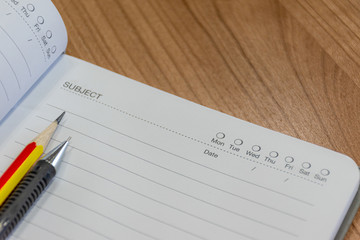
[{"x1": 56, "y1": 112, "x2": 65, "y2": 124}]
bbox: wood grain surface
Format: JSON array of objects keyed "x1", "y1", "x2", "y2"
[{"x1": 52, "y1": 0, "x2": 360, "y2": 238}]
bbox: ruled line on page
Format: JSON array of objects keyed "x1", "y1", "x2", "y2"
[
  {"x1": 0, "y1": 164, "x2": 167, "y2": 240},
  {"x1": 17, "y1": 129, "x2": 299, "y2": 238},
  {"x1": 29, "y1": 123, "x2": 306, "y2": 223},
  {"x1": 0, "y1": 24, "x2": 32, "y2": 77},
  {"x1": 0, "y1": 80, "x2": 9, "y2": 101},
  {"x1": 46, "y1": 104, "x2": 315, "y2": 206},
  {"x1": 23, "y1": 115, "x2": 304, "y2": 238},
  {"x1": 3, "y1": 153, "x2": 212, "y2": 240},
  {"x1": 34, "y1": 200, "x2": 159, "y2": 240},
  {"x1": 0, "y1": 50, "x2": 20, "y2": 89},
  {"x1": 0, "y1": 115, "x2": 305, "y2": 239},
  {"x1": 16, "y1": 216, "x2": 72, "y2": 240},
  {"x1": 56, "y1": 90, "x2": 323, "y2": 187},
  {"x1": 0, "y1": 168, "x2": 72, "y2": 240},
  {"x1": 33, "y1": 113, "x2": 310, "y2": 220},
  {"x1": 2, "y1": 150, "x2": 261, "y2": 240},
  {"x1": 68, "y1": 135, "x2": 306, "y2": 221},
  {"x1": 47, "y1": 188, "x2": 210, "y2": 240}
]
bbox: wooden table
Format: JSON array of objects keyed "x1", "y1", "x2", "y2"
[{"x1": 52, "y1": 0, "x2": 360, "y2": 238}]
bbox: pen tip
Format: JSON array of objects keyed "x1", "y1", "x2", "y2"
[
  {"x1": 67, "y1": 136, "x2": 72, "y2": 142},
  {"x1": 42, "y1": 138, "x2": 70, "y2": 169},
  {"x1": 55, "y1": 111, "x2": 66, "y2": 124}
]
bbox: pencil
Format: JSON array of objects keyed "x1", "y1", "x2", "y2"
[
  {"x1": 0, "y1": 112, "x2": 65, "y2": 205},
  {"x1": 0, "y1": 138, "x2": 70, "y2": 239}
]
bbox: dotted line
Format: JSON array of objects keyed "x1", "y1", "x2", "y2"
[
  {"x1": 61, "y1": 88, "x2": 323, "y2": 186},
  {"x1": 4, "y1": 0, "x2": 46, "y2": 62}
]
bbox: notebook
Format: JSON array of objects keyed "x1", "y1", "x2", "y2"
[{"x1": 0, "y1": 1, "x2": 359, "y2": 239}]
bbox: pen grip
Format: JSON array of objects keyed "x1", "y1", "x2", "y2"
[{"x1": 0, "y1": 160, "x2": 55, "y2": 240}]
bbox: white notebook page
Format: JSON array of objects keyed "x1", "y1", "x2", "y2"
[
  {"x1": 0, "y1": 0, "x2": 67, "y2": 120},
  {"x1": 0, "y1": 55, "x2": 358, "y2": 240}
]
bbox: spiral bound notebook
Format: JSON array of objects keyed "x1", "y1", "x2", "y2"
[{"x1": 0, "y1": 1, "x2": 359, "y2": 239}]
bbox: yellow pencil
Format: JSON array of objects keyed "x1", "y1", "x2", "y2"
[{"x1": 0, "y1": 112, "x2": 65, "y2": 205}]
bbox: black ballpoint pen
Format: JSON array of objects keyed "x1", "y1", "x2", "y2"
[{"x1": 0, "y1": 138, "x2": 70, "y2": 240}]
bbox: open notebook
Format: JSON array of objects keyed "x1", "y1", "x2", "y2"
[{"x1": 0, "y1": 1, "x2": 359, "y2": 239}]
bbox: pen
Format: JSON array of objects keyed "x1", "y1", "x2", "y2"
[
  {"x1": 0, "y1": 138, "x2": 70, "y2": 239},
  {"x1": 0, "y1": 112, "x2": 65, "y2": 205}
]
